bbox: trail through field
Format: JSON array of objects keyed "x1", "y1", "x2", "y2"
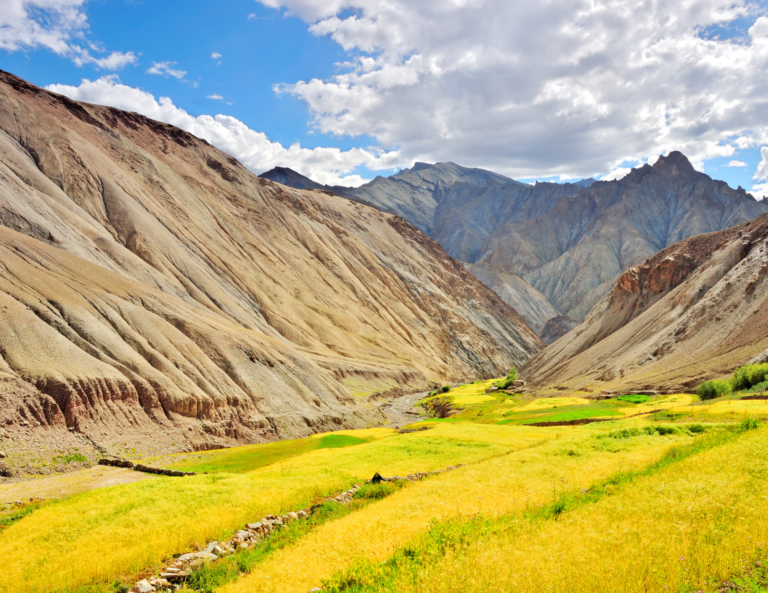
[{"x1": 0, "y1": 465, "x2": 153, "y2": 503}]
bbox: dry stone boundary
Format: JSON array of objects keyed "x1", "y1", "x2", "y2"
[
  {"x1": 98, "y1": 458, "x2": 196, "y2": 477},
  {"x1": 129, "y1": 464, "x2": 465, "y2": 592}
]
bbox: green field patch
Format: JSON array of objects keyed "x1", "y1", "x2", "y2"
[
  {"x1": 317, "y1": 435, "x2": 369, "y2": 449},
  {"x1": 616, "y1": 394, "x2": 651, "y2": 404},
  {"x1": 524, "y1": 408, "x2": 622, "y2": 424},
  {"x1": 168, "y1": 433, "x2": 373, "y2": 474}
]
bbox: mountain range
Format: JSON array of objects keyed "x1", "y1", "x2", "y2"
[
  {"x1": 262, "y1": 158, "x2": 767, "y2": 341},
  {"x1": 0, "y1": 71, "x2": 541, "y2": 464}
]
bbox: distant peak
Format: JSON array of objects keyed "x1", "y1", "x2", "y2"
[{"x1": 654, "y1": 151, "x2": 695, "y2": 172}]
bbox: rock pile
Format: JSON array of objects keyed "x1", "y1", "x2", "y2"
[{"x1": 129, "y1": 501, "x2": 327, "y2": 591}]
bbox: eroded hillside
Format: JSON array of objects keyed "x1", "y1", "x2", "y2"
[
  {"x1": 0, "y1": 71, "x2": 542, "y2": 465},
  {"x1": 522, "y1": 213, "x2": 768, "y2": 393},
  {"x1": 263, "y1": 156, "x2": 766, "y2": 342}
]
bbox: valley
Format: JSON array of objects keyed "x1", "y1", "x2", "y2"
[{"x1": 1, "y1": 69, "x2": 768, "y2": 593}]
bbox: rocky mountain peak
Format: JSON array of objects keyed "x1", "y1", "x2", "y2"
[{"x1": 654, "y1": 150, "x2": 696, "y2": 173}]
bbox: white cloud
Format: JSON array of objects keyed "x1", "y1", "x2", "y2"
[
  {"x1": 0, "y1": 0, "x2": 135, "y2": 69},
  {"x1": 207, "y1": 94, "x2": 224, "y2": 100},
  {"x1": 46, "y1": 76, "x2": 406, "y2": 186},
  {"x1": 751, "y1": 146, "x2": 768, "y2": 198},
  {"x1": 147, "y1": 61, "x2": 186, "y2": 79},
  {"x1": 726, "y1": 160, "x2": 748, "y2": 167},
  {"x1": 256, "y1": 0, "x2": 768, "y2": 180},
  {"x1": 601, "y1": 167, "x2": 635, "y2": 182},
  {"x1": 211, "y1": 52, "x2": 221, "y2": 59},
  {"x1": 755, "y1": 146, "x2": 768, "y2": 181}
]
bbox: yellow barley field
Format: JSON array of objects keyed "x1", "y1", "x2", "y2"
[
  {"x1": 384, "y1": 426, "x2": 768, "y2": 593},
  {"x1": 222, "y1": 423, "x2": 689, "y2": 593},
  {"x1": 0, "y1": 424, "x2": 544, "y2": 593}
]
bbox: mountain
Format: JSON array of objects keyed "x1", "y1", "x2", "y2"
[
  {"x1": 263, "y1": 156, "x2": 768, "y2": 341},
  {"x1": 0, "y1": 70, "x2": 542, "y2": 467},
  {"x1": 521, "y1": 212, "x2": 768, "y2": 393},
  {"x1": 473, "y1": 152, "x2": 768, "y2": 323}
]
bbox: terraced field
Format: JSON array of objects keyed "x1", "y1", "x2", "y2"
[{"x1": 2, "y1": 380, "x2": 768, "y2": 593}]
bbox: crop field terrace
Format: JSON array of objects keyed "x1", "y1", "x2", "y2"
[{"x1": 2, "y1": 379, "x2": 768, "y2": 592}]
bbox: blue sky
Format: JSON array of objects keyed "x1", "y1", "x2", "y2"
[{"x1": 2, "y1": 0, "x2": 768, "y2": 195}]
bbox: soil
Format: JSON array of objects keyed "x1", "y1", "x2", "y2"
[
  {"x1": 377, "y1": 391, "x2": 429, "y2": 428},
  {"x1": 0, "y1": 465, "x2": 154, "y2": 504}
]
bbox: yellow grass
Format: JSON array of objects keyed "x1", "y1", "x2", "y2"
[
  {"x1": 450, "y1": 393, "x2": 497, "y2": 405},
  {"x1": 222, "y1": 422, "x2": 689, "y2": 593},
  {"x1": 515, "y1": 396, "x2": 590, "y2": 411},
  {"x1": 0, "y1": 425, "x2": 542, "y2": 593},
  {"x1": 383, "y1": 426, "x2": 768, "y2": 593},
  {"x1": 673, "y1": 399, "x2": 768, "y2": 417},
  {"x1": 617, "y1": 393, "x2": 693, "y2": 416}
]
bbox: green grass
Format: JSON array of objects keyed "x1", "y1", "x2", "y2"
[
  {"x1": 616, "y1": 394, "x2": 651, "y2": 404},
  {"x1": 168, "y1": 434, "x2": 372, "y2": 474},
  {"x1": 53, "y1": 452, "x2": 89, "y2": 465},
  {"x1": 519, "y1": 408, "x2": 622, "y2": 424},
  {"x1": 317, "y1": 435, "x2": 369, "y2": 449},
  {"x1": 0, "y1": 503, "x2": 41, "y2": 532}
]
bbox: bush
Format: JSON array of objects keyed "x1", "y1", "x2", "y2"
[
  {"x1": 732, "y1": 363, "x2": 768, "y2": 392},
  {"x1": 740, "y1": 417, "x2": 761, "y2": 431},
  {"x1": 354, "y1": 481, "x2": 400, "y2": 500},
  {"x1": 441, "y1": 385, "x2": 451, "y2": 393},
  {"x1": 497, "y1": 367, "x2": 519, "y2": 390},
  {"x1": 697, "y1": 379, "x2": 731, "y2": 400}
]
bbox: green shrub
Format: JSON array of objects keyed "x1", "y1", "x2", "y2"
[
  {"x1": 732, "y1": 363, "x2": 768, "y2": 391},
  {"x1": 740, "y1": 417, "x2": 761, "y2": 432},
  {"x1": 441, "y1": 385, "x2": 451, "y2": 393},
  {"x1": 696, "y1": 379, "x2": 731, "y2": 400},
  {"x1": 496, "y1": 367, "x2": 519, "y2": 390},
  {"x1": 354, "y1": 481, "x2": 402, "y2": 500}
]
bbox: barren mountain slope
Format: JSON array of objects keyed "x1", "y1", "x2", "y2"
[
  {"x1": 522, "y1": 213, "x2": 768, "y2": 393},
  {"x1": 261, "y1": 164, "x2": 587, "y2": 335},
  {"x1": 0, "y1": 71, "x2": 542, "y2": 466},
  {"x1": 476, "y1": 152, "x2": 768, "y2": 322},
  {"x1": 263, "y1": 157, "x2": 766, "y2": 344}
]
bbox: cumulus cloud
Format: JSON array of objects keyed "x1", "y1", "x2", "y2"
[
  {"x1": 258, "y1": 0, "x2": 768, "y2": 179},
  {"x1": 46, "y1": 76, "x2": 406, "y2": 185},
  {"x1": 0, "y1": 0, "x2": 135, "y2": 69},
  {"x1": 147, "y1": 62, "x2": 186, "y2": 79},
  {"x1": 751, "y1": 146, "x2": 768, "y2": 198},
  {"x1": 726, "y1": 160, "x2": 748, "y2": 167},
  {"x1": 211, "y1": 52, "x2": 221, "y2": 59}
]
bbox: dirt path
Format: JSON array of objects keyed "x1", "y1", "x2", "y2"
[
  {"x1": 377, "y1": 391, "x2": 429, "y2": 428},
  {"x1": 0, "y1": 465, "x2": 154, "y2": 503}
]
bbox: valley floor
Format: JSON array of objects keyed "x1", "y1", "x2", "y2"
[{"x1": 2, "y1": 380, "x2": 768, "y2": 593}]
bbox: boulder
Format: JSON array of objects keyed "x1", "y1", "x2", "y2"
[{"x1": 131, "y1": 580, "x2": 155, "y2": 593}]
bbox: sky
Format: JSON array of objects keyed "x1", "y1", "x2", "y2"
[{"x1": 1, "y1": 0, "x2": 768, "y2": 197}]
